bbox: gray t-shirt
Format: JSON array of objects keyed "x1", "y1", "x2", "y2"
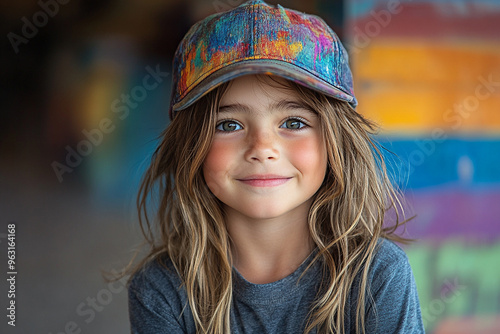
[{"x1": 128, "y1": 238, "x2": 424, "y2": 333}]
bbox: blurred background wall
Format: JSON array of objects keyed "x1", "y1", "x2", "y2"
[
  {"x1": 348, "y1": 0, "x2": 500, "y2": 333},
  {"x1": 0, "y1": 0, "x2": 498, "y2": 333}
]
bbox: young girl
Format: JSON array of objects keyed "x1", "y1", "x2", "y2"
[{"x1": 127, "y1": 1, "x2": 424, "y2": 333}]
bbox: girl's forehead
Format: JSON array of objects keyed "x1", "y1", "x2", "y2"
[
  {"x1": 221, "y1": 74, "x2": 297, "y2": 105},
  {"x1": 218, "y1": 75, "x2": 319, "y2": 118}
]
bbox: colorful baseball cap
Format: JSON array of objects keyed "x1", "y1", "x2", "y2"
[{"x1": 169, "y1": 0, "x2": 356, "y2": 119}]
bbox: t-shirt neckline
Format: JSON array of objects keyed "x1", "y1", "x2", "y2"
[{"x1": 231, "y1": 247, "x2": 321, "y2": 305}]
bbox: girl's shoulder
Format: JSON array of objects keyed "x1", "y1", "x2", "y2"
[
  {"x1": 128, "y1": 254, "x2": 196, "y2": 332},
  {"x1": 348, "y1": 238, "x2": 425, "y2": 333},
  {"x1": 128, "y1": 254, "x2": 184, "y2": 295},
  {"x1": 366, "y1": 238, "x2": 415, "y2": 291},
  {"x1": 372, "y1": 238, "x2": 412, "y2": 268},
  {"x1": 128, "y1": 254, "x2": 188, "y2": 312},
  {"x1": 346, "y1": 238, "x2": 415, "y2": 298}
]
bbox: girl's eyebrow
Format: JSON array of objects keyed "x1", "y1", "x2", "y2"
[{"x1": 219, "y1": 100, "x2": 316, "y2": 114}]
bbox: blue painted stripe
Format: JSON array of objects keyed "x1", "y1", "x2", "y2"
[{"x1": 374, "y1": 136, "x2": 500, "y2": 189}]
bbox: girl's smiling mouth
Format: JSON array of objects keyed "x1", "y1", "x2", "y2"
[{"x1": 237, "y1": 174, "x2": 292, "y2": 187}]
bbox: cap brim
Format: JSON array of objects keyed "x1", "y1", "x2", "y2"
[{"x1": 172, "y1": 59, "x2": 356, "y2": 112}]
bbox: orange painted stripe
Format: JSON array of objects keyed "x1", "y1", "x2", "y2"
[{"x1": 352, "y1": 40, "x2": 500, "y2": 134}]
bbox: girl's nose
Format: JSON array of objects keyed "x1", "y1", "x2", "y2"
[{"x1": 244, "y1": 129, "x2": 280, "y2": 162}]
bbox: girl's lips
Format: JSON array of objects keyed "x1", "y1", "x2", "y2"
[{"x1": 237, "y1": 175, "x2": 292, "y2": 187}]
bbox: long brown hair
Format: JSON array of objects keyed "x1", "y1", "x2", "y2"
[{"x1": 127, "y1": 76, "x2": 409, "y2": 333}]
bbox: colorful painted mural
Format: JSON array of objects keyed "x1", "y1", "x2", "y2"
[{"x1": 347, "y1": 0, "x2": 500, "y2": 332}]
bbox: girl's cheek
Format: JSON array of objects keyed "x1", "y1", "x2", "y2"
[
  {"x1": 203, "y1": 139, "x2": 237, "y2": 197},
  {"x1": 204, "y1": 140, "x2": 235, "y2": 171},
  {"x1": 287, "y1": 136, "x2": 327, "y2": 166}
]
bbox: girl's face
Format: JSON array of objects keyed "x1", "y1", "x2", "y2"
[{"x1": 203, "y1": 74, "x2": 327, "y2": 221}]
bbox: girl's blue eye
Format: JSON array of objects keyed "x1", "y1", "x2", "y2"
[
  {"x1": 280, "y1": 118, "x2": 306, "y2": 130},
  {"x1": 216, "y1": 120, "x2": 242, "y2": 132}
]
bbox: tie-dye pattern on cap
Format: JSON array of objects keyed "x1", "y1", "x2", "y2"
[{"x1": 170, "y1": 0, "x2": 356, "y2": 118}]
